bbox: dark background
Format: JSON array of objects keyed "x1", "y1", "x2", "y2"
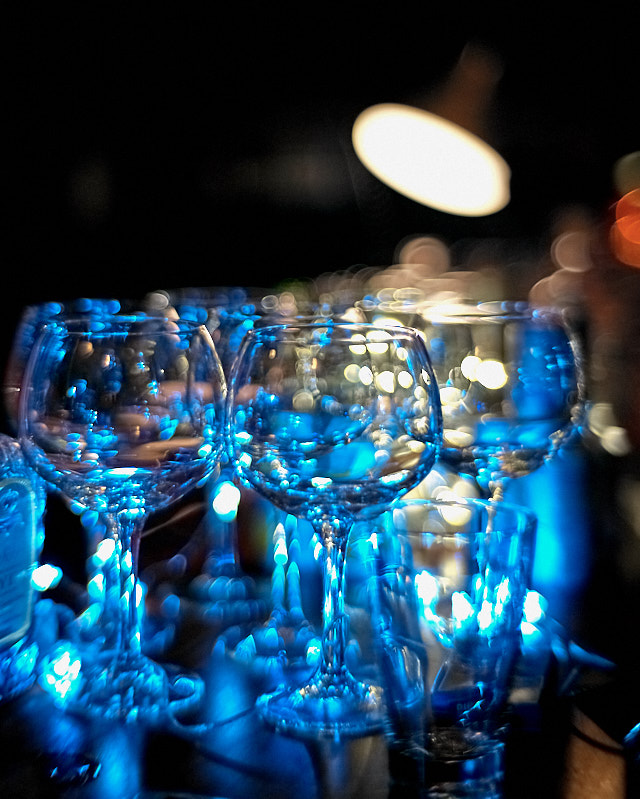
[{"x1": 3, "y1": 8, "x2": 637, "y2": 379}]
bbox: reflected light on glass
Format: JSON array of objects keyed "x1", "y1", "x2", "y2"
[
  {"x1": 551, "y1": 230, "x2": 593, "y2": 273},
  {"x1": 40, "y1": 643, "x2": 83, "y2": 703},
  {"x1": 352, "y1": 103, "x2": 510, "y2": 216},
  {"x1": 475, "y1": 359, "x2": 508, "y2": 390},
  {"x1": 452, "y1": 591, "x2": 475, "y2": 627},
  {"x1": 273, "y1": 521, "x2": 289, "y2": 565},
  {"x1": 212, "y1": 479, "x2": 242, "y2": 522},
  {"x1": 523, "y1": 589, "x2": 547, "y2": 624},
  {"x1": 415, "y1": 569, "x2": 439, "y2": 606},
  {"x1": 460, "y1": 355, "x2": 508, "y2": 389},
  {"x1": 587, "y1": 402, "x2": 632, "y2": 456},
  {"x1": 31, "y1": 563, "x2": 63, "y2": 591},
  {"x1": 93, "y1": 537, "x2": 116, "y2": 565}
]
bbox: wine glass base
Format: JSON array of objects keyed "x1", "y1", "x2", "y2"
[
  {"x1": 422, "y1": 728, "x2": 505, "y2": 798},
  {"x1": 40, "y1": 642, "x2": 204, "y2": 725},
  {"x1": 256, "y1": 672, "x2": 385, "y2": 740}
]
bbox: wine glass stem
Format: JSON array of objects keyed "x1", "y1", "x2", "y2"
[
  {"x1": 316, "y1": 519, "x2": 350, "y2": 681},
  {"x1": 98, "y1": 511, "x2": 144, "y2": 658},
  {"x1": 205, "y1": 469, "x2": 241, "y2": 577}
]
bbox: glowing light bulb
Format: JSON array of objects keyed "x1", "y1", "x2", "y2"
[{"x1": 352, "y1": 103, "x2": 510, "y2": 217}]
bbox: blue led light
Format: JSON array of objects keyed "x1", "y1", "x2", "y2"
[
  {"x1": 211, "y1": 480, "x2": 241, "y2": 522},
  {"x1": 31, "y1": 564, "x2": 63, "y2": 592},
  {"x1": 40, "y1": 643, "x2": 83, "y2": 704}
]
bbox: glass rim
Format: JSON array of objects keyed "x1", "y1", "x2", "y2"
[
  {"x1": 37, "y1": 312, "x2": 208, "y2": 332},
  {"x1": 241, "y1": 320, "x2": 425, "y2": 339},
  {"x1": 420, "y1": 300, "x2": 567, "y2": 324},
  {"x1": 389, "y1": 495, "x2": 538, "y2": 525}
]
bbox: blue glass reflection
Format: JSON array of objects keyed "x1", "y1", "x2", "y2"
[{"x1": 506, "y1": 444, "x2": 590, "y2": 630}]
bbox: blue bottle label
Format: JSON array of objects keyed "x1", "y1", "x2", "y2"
[{"x1": 0, "y1": 478, "x2": 36, "y2": 648}]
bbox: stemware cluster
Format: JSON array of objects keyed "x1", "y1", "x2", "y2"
[{"x1": 2, "y1": 283, "x2": 586, "y2": 791}]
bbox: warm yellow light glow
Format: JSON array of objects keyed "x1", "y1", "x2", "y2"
[
  {"x1": 349, "y1": 333, "x2": 367, "y2": 355},
  {"x1": 352, "y1": 103, "x2": 510, "y2": 217},
  {"x1": 344, "y1": 363, "x2": 362, "y2": 382},
  {"x1": 460, "y1": 355, "x2": 482, "y2": 381},
  {"x1": 375, "y1": 370, "x2": 396, "y2": 393},
  {"x1": 476, "y1": 359, "x2": 508, "y2": 390}
]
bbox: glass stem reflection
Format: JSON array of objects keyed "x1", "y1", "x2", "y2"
[
  {"x1": 488, "y1": 480, "x2": 506, "y2": 503},
  {"x1": 316, "y1": 519, "x2": 350, "y2": 682},
  {"x1": 98, "y1": 510, "x2": 144, "y2": 660}
]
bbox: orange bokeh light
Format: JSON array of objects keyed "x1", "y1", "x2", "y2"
[{"x1": 611, "y1": 188, "x2": 640, "y2": 267}]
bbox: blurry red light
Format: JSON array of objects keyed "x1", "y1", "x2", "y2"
[{"x1": 611, "y1": 188, "x2": 640, "y2": 267}]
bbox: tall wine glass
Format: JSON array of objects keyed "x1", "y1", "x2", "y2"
[
  {"x1": 227, "y1": 321, "x2": 442, "y2": 738},
  {"x1": 419, "y1": 301, "x2": 584, "y2": 501},
  {"x1": 19, "y1": 312, "x2": 226, "y2": 723}
]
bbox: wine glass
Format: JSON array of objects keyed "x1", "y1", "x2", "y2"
[
  {"x1": 419, "y1": 301, "x2": 584, "y2": 501},
  {"x1": 370, "y1": 496, "x2": 536, "y2": 796},
  {"x1": 19, "y1": 312, "x2": 226, "y2": 723},
  {"x1": 226, "y1": 321, "x2": 442, "y2": 738}
]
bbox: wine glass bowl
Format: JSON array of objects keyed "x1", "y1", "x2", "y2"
[
  {"x1": 231, "y1": 324, "x2": 439, "y2": 520},
  {"x1": 227, "y1": 321, "x2": 442, "y2": 738},
  {"x1": 420, "y1": 302, "x2": 583, "y2": 499},
  {"x1": 19, "y1": 312, "x2": 226, "y2": 722}
]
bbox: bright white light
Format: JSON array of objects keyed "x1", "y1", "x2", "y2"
[
  {"x1": 476, "y1": 359, "x2": 508, "y2": 390},
  {"x1": 415, "y1": 570, "x2": 439, "y2": 606},
  {"x1": 440, "y1": 502, "x2": 472, "y2": 527},
  {"x1": 477, "y1": 599, "x2": 494, "y2": 631},
  {"x1": 344, "y1": 363, "x2": 362, "y2": 382},
  {"x1": 367, "y1": 342, "x2": 389, "y2": 355},
  {"x1": 398, "y1": 370, "x2": 413, "y2": 388},
  {"x1": 31, "y1": 564, "x2": 63, "y2": 591},
  {"x1": 375, "y1": 370, "x2": 396, "y2": 393},
  {"x1": 523, "y1": 590, "x2": 547, "y2": 624},
  {"x1": 349, "y1": 334, "x2": 367, "y2": 355},
  {"x1": 352, "y1": 103, "x2": 510, "y2": 217},
  {"x1": 212, "y1": 481, "x2": 242, "y2": 521},
  {"x1": 94, "y1": 538, "x2": 116, "y2": 564},
  {"x1": 452, "y1": 591, "x2": 475, "y2": 624},
  {"x1": 440, "y1": 386, "x2": 463, "y2": 405},
  {"x1": 359, "y1": 366, "x2": 374, "y2": 386},
  {"x1": 443, "y1": 428, "x2": 474, "y2": 448},
  {"x1": 106, "y1": 467, "x2": 139, "y2": 478},
  {"x1": 460, "y1": 355, "x2": 482, "y2": 381}
]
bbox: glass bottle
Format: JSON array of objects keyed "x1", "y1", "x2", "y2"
[{"x1": 0, "y1": 433, "x2": 46, "y2": 702}]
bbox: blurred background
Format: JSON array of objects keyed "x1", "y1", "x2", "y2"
[
  {"x1": 3, "y1": 7, "x2": 639, "y2": 671},
  {"x1": 4, "y1": 8, "x2": 637, "y2": 300}
]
